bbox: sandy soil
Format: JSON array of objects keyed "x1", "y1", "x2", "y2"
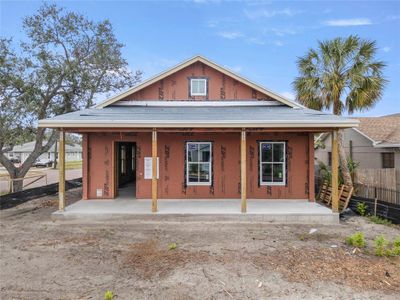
[{"x1": 0, "y1": 188, "x2": 399, "y2": 300}]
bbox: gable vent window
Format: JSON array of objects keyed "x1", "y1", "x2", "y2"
[{"x1": 190, "y1": 78, "x2": 207, "y2": 96}]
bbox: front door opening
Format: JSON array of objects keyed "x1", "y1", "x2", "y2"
[{"x1": 115, "y1": 142, "x2": 136, "y2": 198}]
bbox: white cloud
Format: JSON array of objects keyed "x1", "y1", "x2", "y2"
[
  {"x1": 217, "y1": 31, "x2": 243, "y2": 39},
  {"x1": 323, "y1": 18, "x2": 372, "y2": 27},
  {"x1": 383, "y1": 46, "x2": 391, "y2": 53},
  {"x1": 244, "y1": 8, "x2": 300, "y2": 19},
  {"x1": 270, "y1": 28, "x2": 297, "y2": 36},
  {"x1": 247, "y1": 37, "x2": 265, "y2": 45},
  {"x1": 273, "y1": 40, "x2": 284, "y2": 46},
  {"x1": 280, "y1": 91, "x2": 295, "y2": 100}
]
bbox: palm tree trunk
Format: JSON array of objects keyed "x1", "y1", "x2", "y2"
[{"x1": 337, "y1": 129, "x2": 353, "y2": 186}]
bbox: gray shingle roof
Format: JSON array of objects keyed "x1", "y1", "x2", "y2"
[{"x1": 39, "y1": 102, "x2": 358, "y2": 128}]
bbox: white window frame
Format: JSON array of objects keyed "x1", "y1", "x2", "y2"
[
  {"x1": 190, "y1": 78, "x2": 207, "y2": 96},
  {"x1": 259, "y1": 141, "x2": 286, "y2": 186},
  {"x1": 186, "y1": 142, "x2": 212, "y2": 186}
]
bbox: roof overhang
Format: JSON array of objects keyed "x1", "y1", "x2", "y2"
[{"x1": 39, "y1": 119, "x2": 359, "y2": 129}]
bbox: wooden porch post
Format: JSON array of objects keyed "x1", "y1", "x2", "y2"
[
  {"x1": 241, "y1": 129, "x2": 247, "y2": 213},
  {"x1": 331, "y1": 130, "x2": 339, "y2": 213},
  {"x1": 152, "y1": 129, "x2": 158, "y2": 212},
  {"x1": 59, "y1": 130, "x2": 66, "y2": 211}
]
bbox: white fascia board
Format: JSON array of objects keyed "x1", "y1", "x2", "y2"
[
  {"x1": 38, "y1": 119, "x2": 359, "y2": 129},
  {"x1": 373, "y1": 143, "x2": 400, "y2": 148}
]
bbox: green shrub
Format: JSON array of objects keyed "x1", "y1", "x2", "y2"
[
  {"x1": 392, "y1": 236, "x2": 400, "y2": 256},
  {"x1": 374, "y1": 235, "x2": 389, "y2": 257},
  {"x1": 357, "y1": 202, "x2": 368, "y2": 216},
  {"x1": 104, "y1": 290, "x2": 113, "y2": 300},
  {"x1": 346, "y1": 232, "x2": 366, "y2": 248},
  {"x1": 368, "y1": 215, "x2": 392, "y2": 226},
  {"x1": 393, "y1": 236, "x2": 400, "y2": 247}
]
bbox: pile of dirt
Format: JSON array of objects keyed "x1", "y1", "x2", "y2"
[
  {"x1": 124, "y1": 240, "x2": 210, "y2": 279},
  {"x1": 253, "y1": 246, "x2": 400, "y2": 293}
]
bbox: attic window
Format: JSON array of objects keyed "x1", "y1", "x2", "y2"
[{"x1": 190, "y1": 78, "x2": 207, "y2": 96}]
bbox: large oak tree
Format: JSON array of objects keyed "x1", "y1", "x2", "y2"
[{"x1": 0, "y1": 3, "x2": 141, "y2": 191}]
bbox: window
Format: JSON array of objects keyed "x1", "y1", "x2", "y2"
[
  {"x1": 190, "y1": 78, "x2": 207, "y2": 96},
  {"x1": 186, "y1": 142, "x2": 212, "y2": 185},
  {"x1": 382, "y1": 152, "x2": 394, "y2": 168},
  {"x1": 259, "y1": 142, "x2": 286, "y2": 185}
]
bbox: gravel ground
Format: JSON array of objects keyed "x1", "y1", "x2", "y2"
[{"x1": 0, "y1": 188, "x2": 399, "y2": 299}]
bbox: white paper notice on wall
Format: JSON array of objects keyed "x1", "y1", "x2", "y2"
[
  {"x1": 96, "y1": 189, "x2": 103, "y2": 197},
  {"x1": 144, "y1": 157, "x2": 159, "y2": 179}
]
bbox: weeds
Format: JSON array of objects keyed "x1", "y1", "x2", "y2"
[
  {"x1": 368, "y1": 215, "x2": 392, "y2": 226},
  {"x1": 104, "y1": 290, "x2": 113, "y2": 300},
  {"x1": 356, "y1": 202, "x2": 368, "y2": 216},
  {"x1": 345, "y1": 232, "x2": 366, "y2": 248},
  {"x1": 374, "y1": 235, "x2": 389, "y2": 257},
  {"x1": 373, "y1": 235, "x2": 400, "y2": 257},
  {"x1": 168, "y1": 242, "x2": 177, "y2": 250}
]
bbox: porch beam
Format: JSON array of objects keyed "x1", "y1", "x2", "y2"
[
  {"x1": 331, "y1": 129, "x2": 339, "y2": 213},
  {"x1": 152, "y1": 129, "x2": 158, "y2": 212},
  {"x1": 241, "y1": 129, "x2": 247, "y2": 213},
  {"x1": 66, "y1": 128, "x2": 335, "y2": 134},
  {"x1": 59, "y1": 130, "x2": 66, "y2": 211}
]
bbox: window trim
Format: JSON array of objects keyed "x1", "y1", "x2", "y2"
[
  {"x1": 190, "y1": 78, "x2": 207, "y2": 96},
  {"x1": 259, "y1": 141, "x2": 286, "y2": 186},
  {"x1": 186, "y1": 141, "x2": 212, "y2": 186}
]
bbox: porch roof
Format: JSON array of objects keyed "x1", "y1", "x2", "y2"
[{"x1": 39, "y1": 101, "x2": 358, "y2": 129}]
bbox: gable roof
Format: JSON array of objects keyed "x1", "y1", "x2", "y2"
[
  {"x1": 316, "y1": 114, "x2": 400, "y2": 148},
  {"x1": 356, "y1": 115, "x2": 400, "y2": 147},
  {"x1": 95, "y1": 55, "x2": 303, "y2": 109}
]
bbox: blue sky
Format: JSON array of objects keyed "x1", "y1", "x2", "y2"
[{"x1": 1, "y1": 0, "x2": 399, "y2": 116}]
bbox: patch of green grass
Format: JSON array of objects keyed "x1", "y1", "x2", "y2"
[
  {"x1": 368, "y1": 215, "x2": 392, "y2": 226},
  {"x1": 56, "y1": 160, "x2": 82, "y2": 170},
  {"x1": 346, "y1": 232, "x2": 366, "y2": 248}
]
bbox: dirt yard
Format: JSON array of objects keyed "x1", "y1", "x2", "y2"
[{"x1": 1, "y1": 188, "x2": 399, "y2": 299}]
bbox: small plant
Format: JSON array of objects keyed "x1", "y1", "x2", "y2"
[
  {"x1": 104, "y1": 290, "x2": 113, "y2": 300},
  {"x1": 368, "y1": 215, "x2": 392, "y2": 226},
  {"x1": 392, "y1": 236, "x2": 400, "y2": 256},
  {"x1": 168, "y1": 242, "x2": 177, "y2": 250},
  {"x1": 357, "y1": 202, "x2": 368, "y2": 216},
  {"x1": 346, "y1": 232, "x2": 366, "y2": 248},
  {"x1": 374, "y1": 235, "x2": 390, "y2": 257}
]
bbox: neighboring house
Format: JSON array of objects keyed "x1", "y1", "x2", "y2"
[
  {"x1": 39, "y1": 55, "x2": 356, "y2": 210},
  {"x1": 5, "y1": 141, "x2": 82, "y2": 163},
  {"x1": 315, "y1": 114, "x2": 400, "y2": 170}
]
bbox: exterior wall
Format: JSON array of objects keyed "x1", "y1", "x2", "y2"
[
  {"x1": 315, "y1": 128, "x2": 399, "y2": 170},
  {"x1": 84, "y1": 131, "x2": 312, "y2": 200},
  {"x1": 123, "y1": 61, "x2": 272, "y2": 101}
]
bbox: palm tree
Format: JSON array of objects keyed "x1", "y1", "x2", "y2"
[{"x1": 293, "y1": 35, "x2": 386, "y2": 186}]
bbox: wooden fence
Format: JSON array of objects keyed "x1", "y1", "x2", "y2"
[{"x1": 354, "y1": 168, "x2": 398, "y2": 191}]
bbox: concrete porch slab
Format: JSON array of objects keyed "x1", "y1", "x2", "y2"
[{"x1": 52, "y1": 199, "x2": 339, "y2": 224}]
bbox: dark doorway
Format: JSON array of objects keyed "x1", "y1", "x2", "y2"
[{"x1": 115, "y1": 142, "x2": 136, "y2": 198}]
